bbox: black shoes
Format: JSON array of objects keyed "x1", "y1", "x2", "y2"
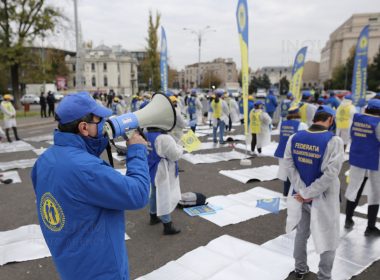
[
  {"x1": 163, "y1": 222, "x2": 181, "y2": 235},
  {"x1": 293, "y1": 268, "x2": 309, "y2": 279},
  {"x1": 344, "y1": 218, "x2": 355, "y2": 229},
  {"x1": 149, "y1": 213, "x2": 161, "y2": 225},
  {"x1": 364, "y1": 227, "x2": 380, "y2": 237}
]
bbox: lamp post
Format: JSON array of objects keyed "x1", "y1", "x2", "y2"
[{"x1": 183, "y1": 26, "x2": 216, "y2": 88}]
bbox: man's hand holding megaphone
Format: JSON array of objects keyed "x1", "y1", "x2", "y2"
[{"x1": 125, "y1": 129, "x2": 148, "y2": 147}]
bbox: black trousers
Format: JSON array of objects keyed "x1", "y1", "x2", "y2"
[
  {"x1": 251, "y1": 134, "x2": 262, "y2": 153},
  {"x1": 41, "y1": 105, "x2": 47, "y2": 118},
  {"x1": 346, "y1": 177, "x2": 379, "y2": 228}
]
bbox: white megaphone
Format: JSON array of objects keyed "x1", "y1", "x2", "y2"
[{"x1": 104, "y1": 93, "x2": 176, "y2": 139}]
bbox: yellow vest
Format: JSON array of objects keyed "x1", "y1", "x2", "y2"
[
  {"x1": 336, "y1": 104, "x2": 352, "y2": 129},
  {"x1": 211, "y1": 100, "x2": 222, "y2": 119},
  {"x1": 1, "y1": 101, "x2": 15, "y2": 120},
  {"x1": 250, "y1": 110, "x2": 262, "y2": 134},
  {"x1": 300, "y1": 103, "x2": 308, "y2": 123}
]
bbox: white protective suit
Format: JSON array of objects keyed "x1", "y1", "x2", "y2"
[
  {"x1": 154, "y1": 134, "x2": 183, "y2": 216},
  {"x1": 212, "y1": 99, "x2": 230, "y2": 127},
  {"x1": 277, "y1": 121, "x2": 308, "y2": 181},
  {"x1": 187, "y1": 97, "x2": 203, "y2": 127},
  {"x1": 300, "y1": 103, "x2": 318, "y2": 127},
  {"x1": 345, "y1": 123, "x2": 380, "y2": 205},
  {"x1": 249, "y1": 109, "x2": 272, "y2": 148},
  {"x1": 284, "y1": 134, "x2": 344, "y2": 254},
  {"x1": 227, "y1": 97, "x2": 240, "y2": 123},
  {"x1": 336, "y1": 99, "x2": 356, "y2": 145},
  {"x1": 0, "y1": 101, "x2": 17, "y2": 128}
]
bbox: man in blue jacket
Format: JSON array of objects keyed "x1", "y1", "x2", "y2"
[
  {"x1": 265, "y1": 89, "x2": 278, "y2": 118},
  {"x1": 31, "y1": 92, "x2": 150, "y2": 280}
]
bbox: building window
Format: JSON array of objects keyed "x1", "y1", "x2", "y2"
[
  {"x1": 117, "y1": 63, "x2": 120, "y2": 72},
  {"x1": 104, "y1": 76, "x2": 108, "y2": 87},
  {"x1": 118, "y1": 75, "x2": 121, "y2": 87},
  {"x1": 103, "y1": 63, "x2": 107, "y2": 72},
  {"x1": 369, "y1": 17, "x2": 378, "y2": 22},
  {"x1": 91, "y1": 63, "x2": 95, "y2": 72},
  {"x1": 92, "y1": 76, "x2": 96, "y2": 87},
  {"x1": 73, "y1": 77, "x2": 76, "y2": 87},
  {"x1": 73, "y1": 64, "x2": 76, "y2": 72}
]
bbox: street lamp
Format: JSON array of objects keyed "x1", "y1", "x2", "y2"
[{"x1": 183, "y1": 26, "x2": 216, "y2": 88}]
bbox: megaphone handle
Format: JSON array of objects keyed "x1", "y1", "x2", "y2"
[{"x1": 136, "y1": 127, "x2": 147, "y2": 141}]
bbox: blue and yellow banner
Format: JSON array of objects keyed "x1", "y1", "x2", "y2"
[
  {"x1": 236, "y1": 0, "x2": 249, "y2": 135},
  {"x1": 160, "y1": 26, "x2": 168, "y2": 94},
  {"x1": 290, "y1": 46, "x2": 307, "y2": 104},
  {"x1": 351, "y1": 25, "x2": 369, "y2": 107}
]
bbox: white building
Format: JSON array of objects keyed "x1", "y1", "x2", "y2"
[
  {"x1": 251, "y1": 66, "x2": 292, "y2": 85},
  {"x1": 65, "y1": 44, "x2": 138, "y2": 96},
  {"x1": 320, "y1": 13, "x2": 380, "y2": 81}
]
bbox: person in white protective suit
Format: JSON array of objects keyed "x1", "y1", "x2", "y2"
[
  {"x1": 335, "y1": 94, "x2": 356, "y2": 151},
  {"x1": 0, "y1": 94, "x2": 20, "y2": 142},
  {"x1": 249, "y1": 100, "x2": 272, "y2": 155},
  {"x1": 187, "y1": 89, "x2": 203, "y2": 132},
  {"x1": 169, "y1": 96, "x2": 187, "y2": 141},
  {"x1": 146, "y1": 127, "x2": 183, "y2": 235},
  {"x1": 284, "y1": 105, "x2": 344, "y2": 280},
  {"x1": 344, "y1": 99, "x2": 380, "y2": 236},
  {"x1": 225, "y1": 92, "x2": 240, "y2": 131},
  {"x1": 274, "y1": 105, "x2": 308, "y2": 196},
  {"x1": 299, "y1": 91, "x2": 317, "y2": 127}
]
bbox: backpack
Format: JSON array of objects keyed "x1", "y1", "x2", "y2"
[{"x1": 178, "y1": 192, "x2": 207, "y2": 208}]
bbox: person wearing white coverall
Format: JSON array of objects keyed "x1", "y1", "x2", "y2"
[
  {"x1": 335, "y1": 94, "x2": 356, "y2": 151},
  {"x1": 187, "y1": 89, "x2": 203, "y2": 132},
  {"x1": 344, "y1": 99, "x2": 380, "y2": 237},
  {"x1": 249, "y1": 100, "x2": 272, "y2": 154},
  {"x1": 225, "y1": 93, "x2": 240, "y2": 131},
  {"x1": 299, "y1": 91, "x2": 317, "y2": 127},
  {"x1": 146, "y1": 128, "x2": 183, "y2": 235},
  {"x1": 0, "y1": 94, "x2": 20, "y2": 142},
  {"x1": 274, "y1": 105, "x2": 308, "y2": 196},
  {"x1": 284, "y1": 105, "x2": 344, "y2": 280}
]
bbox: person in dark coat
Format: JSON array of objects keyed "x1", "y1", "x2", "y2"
[
  {"x1": 40, "y1": 92, "x2": 47, "y2": 118},
  {"x1": 47, "y1": 91, "x2": 56, "y2": 117}
]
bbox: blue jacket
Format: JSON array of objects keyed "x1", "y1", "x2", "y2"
[
  {"x1": 325, "y1": 97, "x2": 340, "y2": 109},
  {"x1": 265, "y1": 94, "x2": 278, "y2": 113},
  {"x1": 31, "y1": 131, "x2": 150, "y2": 280}
]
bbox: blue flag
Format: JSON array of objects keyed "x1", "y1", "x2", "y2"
[
  {"x1": 290, "y1": 46, "x2": 308, "y2": 104},
  {"x1": 351, "y1": 25, "x2": 369, "y2": 107},
  {"x1": 256, "y1": 198, "x2": 280, "y2": 214},
  {"x1": 160, "y1": 26, "x2": 168, "y2": 94}
]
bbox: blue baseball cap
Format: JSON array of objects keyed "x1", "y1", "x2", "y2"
[
  {"x1": 302, "y1": 91, "x2": 311, "y2": 99},
  {"x1": 315, "y1": 105, "x2": 336, "y2": 117},
  {"x1": 255, "y1": 100, "x2": 264, "y2": 106},
  {"x1": 344, "y1": 94, "x2": 353, "y2": 100},
  {"x1": 367, "y1": 99, "x2": 380, "y2": 110},
  {"x1": 56, "y1": 92, "x2": 112, "y2": 124},
  {"x1": 287, "y1": 92, "x2": 293, "y2": 98},
  {"x1": 215, "y1": 89, "x2": 224, "y2": 96}
]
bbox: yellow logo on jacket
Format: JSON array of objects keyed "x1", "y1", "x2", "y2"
[{"x1": 40, "y1": 192, "x2": 65, "y2": 232}]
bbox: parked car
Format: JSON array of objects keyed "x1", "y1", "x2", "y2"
[
  {"x1": 20, "y1": 94, "x2": 40, "y2": 104},
  {"x1": 256, "y1": 88, "x2": 267, "y2": 99},
  {"x1": 53, "y1": 92, "x2": 64, "y2": 102}
]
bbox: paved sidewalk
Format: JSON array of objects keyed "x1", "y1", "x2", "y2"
[{"x1": 16, "y1": 115, "x2": 55, "y2": 128}]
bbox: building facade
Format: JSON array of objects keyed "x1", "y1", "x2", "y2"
[
  {"x1": 183, "y1": 58, "x2": 238, "y2": 89},
  {"x1": 320, "y1": 13, "x2": 380, "y2": 81},
  {"x1": 250, "y1": 66, "x2": 292, "y2": 85},
  {"x1": 130, "y1": 50, "x2": 148, "y2": 91},
  {"x1": 65, "y1": 44, "x2": 138, "y2": 96}
]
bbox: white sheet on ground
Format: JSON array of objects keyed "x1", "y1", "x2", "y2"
[
  {"x1": 201, "y1": 187, "x2": 286, "y2": 227},
  {"x1": 0, "y1": 141, "x2": 34, "y2": 154},
  {"x1": 0, "y1": 158, "x2": 36, "y2": 171},
  {"x1": 219, "y1": 165, "x2": 279, "y2": 184},
  {"x1": 192, "y1": 142, "x2": 229, "y2": 151},
  {"x1": 235, "y1": 142, "x2": 278, "y2": 158},
  {"x1": 207, "y1": 134, "x2": 247, "y2": 142},
  {"x1": 0, "y1": 225, "x2": 130, "y2": 266},
  {"x1": 262, "y1": 215, "x2": 380, "y2": 280},
  {"x1": 181, "y1": 150, "x2": 250, "y2": 165},
  {"x1": 24, "y1": 134, "x2": 53, "y2": 142},
  {"x1": 135, "y1": 234, "x2": 293, "y2": 280},
  {"x1": 0, "y1": 171, "x2": 21, "y2": 184},
  {"x1": 32, "y1": 147, "x2": 47, "y2": 156}
]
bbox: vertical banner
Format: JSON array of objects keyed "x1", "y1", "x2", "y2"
[
  {"x1": 236, "y1": 0, "x2": 249, "y2": 135},
  {"x1": 351, "y1": 25, "x2": 369, "y2": 107},
  {"x1": 160, "y1": 26, "x2": 168, "y2": 94},
  {"x1": 290, "y1": 46, "x2": 307, "y2": 104}
]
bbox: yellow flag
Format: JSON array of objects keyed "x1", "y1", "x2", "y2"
[{"x1": 181, "y1": 130, "x2": 201, "y2": 153}]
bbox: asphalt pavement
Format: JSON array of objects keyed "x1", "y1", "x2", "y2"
[{"x1": 0, "y1": 112, "x2": 379, "y2": 280}]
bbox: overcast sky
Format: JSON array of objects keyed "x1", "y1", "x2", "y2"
[{"x1": 49, "y1": 0, "x2": 377, "y2": 71}]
